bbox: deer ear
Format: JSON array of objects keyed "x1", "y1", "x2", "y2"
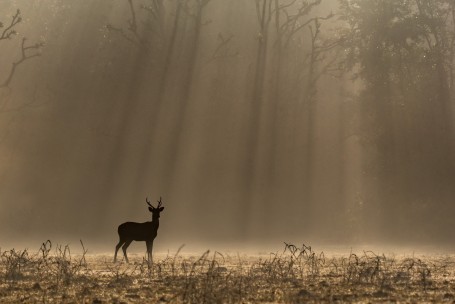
[
  {"x1": 148, "y1": 207, "x2": 154, "y2": 212},
  {"x1": 159, "y1": 207, "x2": 164, "y2": 211}
]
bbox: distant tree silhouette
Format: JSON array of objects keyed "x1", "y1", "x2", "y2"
[{"x1": 339, "y1": 0, "x2": 455, "y2": 238}]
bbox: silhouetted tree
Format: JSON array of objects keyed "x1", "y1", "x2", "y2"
[
  {"x1": 0, "y1": 10, "x2": 43, "y2": 90},
  {"x1": 239, "y1": 0, "x2": 340, "y2": 236},
  {"x1": 339, "y1": 0, "x2": 455, "y2": 240}
]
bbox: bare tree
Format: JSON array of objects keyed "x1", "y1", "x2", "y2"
[{"x1": 0, "y1": 10, "x2": 44, "y2": 89}]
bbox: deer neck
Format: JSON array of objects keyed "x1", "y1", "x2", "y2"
[{"x1": 151, "y1": 217, "x2": 160, "y2": 227}]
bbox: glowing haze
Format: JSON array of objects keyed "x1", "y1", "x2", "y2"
[{"x1": 0, "y1": 0, "x2": 454, "y2": 253}]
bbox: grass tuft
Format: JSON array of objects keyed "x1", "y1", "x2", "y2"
[{"x1": 0, "y1": 242, "x2": 454, "y2": 303}]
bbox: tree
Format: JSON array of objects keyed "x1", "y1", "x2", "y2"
[
  {"x1": 239, "y1": 0, "x2": 340, "y2": 236},
  {"x1": 1, "y1": 10, "x2": 43, "y2": 90},
  {"x1": 339, "y1": 0, "x2": 455, "y2": 239}
]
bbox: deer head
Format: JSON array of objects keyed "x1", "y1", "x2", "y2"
[{"x1": 146, "y1": 197, "x2": 164, "y2": 218}]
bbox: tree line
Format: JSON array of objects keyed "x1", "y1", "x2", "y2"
[{"x1": 2, "y1": 0, "x2": 454, "y2": 242}]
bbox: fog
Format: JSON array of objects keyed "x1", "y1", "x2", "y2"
[{"x1": 0, "y1": 0, "x2": 454, "y2": 253}]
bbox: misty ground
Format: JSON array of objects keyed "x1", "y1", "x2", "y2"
[{"x1": 1, "y1": 242, "x2": 455, "y2": 303}]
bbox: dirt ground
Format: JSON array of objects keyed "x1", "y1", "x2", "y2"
[{"x1": 1, "y1": 242, "x2": 455, "y2": 303}]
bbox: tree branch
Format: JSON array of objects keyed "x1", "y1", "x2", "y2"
[
  {"x1": 106, "y1": 0, "x2": 146, "y2": 48},
  {"x1": 1, "y1": 38, "x2": 44, "y2": 88},
  {"x1": 0, "y1": 9, "x2": 21, "y2": 41},
  {"x1": 207, "y1": 33, "x2": 238, "y2": 64}
]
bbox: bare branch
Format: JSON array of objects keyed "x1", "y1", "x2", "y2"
[
  {"x1": 207, "y1": 33, "x2": 239, "y2": 64},
  {"x1": 0, "y1": 10, "x2": 21, "y2": 41},
  {"x1": 278, "y1": 0, "x2": 322, "y2": 34},
  {"x1": 106, "y1": 0, "x2": 145, "y2": 49},
  {"x1": 284, "y1": 12, "x2": 333, "y2": 47},
  {"x1": 106, "y1": 24, "x2": 142, "y2": 47},
  {"x1": 1, "y1": 38, "x2": 44, "y2": 88}
]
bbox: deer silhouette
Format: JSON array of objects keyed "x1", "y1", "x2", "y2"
[{"x1": 114, "y1": 197, "x2": 164, "y2": 264}]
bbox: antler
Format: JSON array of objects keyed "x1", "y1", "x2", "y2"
[
  {"x1": 146, "y1": 197, "x2": 154, "y2": 209},
  {"x1": 157, "y1": 197, "x2": 162, "y2": 208}
]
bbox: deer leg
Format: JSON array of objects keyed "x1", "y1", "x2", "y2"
[
  {"x1": 149, "y1": 241, "x2": 154, "y2": 266},
  {"x1": 146, "y1": 241, "x2": 152, "y2": 266},
  {"x1": 122, "y1": 240, "x2": 133, "y2": 263},
  {"x1": 114, "y1": 239, "x2": 125, "y2": 262}
]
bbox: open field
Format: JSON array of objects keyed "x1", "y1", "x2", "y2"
[{"x1": 1, "y1": 241, "x2": 455, "y2": 303}]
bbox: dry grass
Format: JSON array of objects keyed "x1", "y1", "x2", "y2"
[{"x1": 1, "y1": 241, "x2": 454, "y2": 303}]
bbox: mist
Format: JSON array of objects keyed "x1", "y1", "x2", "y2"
[{"x1": 1, "y1": 0, "x2": 454, "y2": 253}]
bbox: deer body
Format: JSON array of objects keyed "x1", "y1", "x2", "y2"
[
  {"x1": 117, "y1": 221, "x2": 159, "y2": 241},
  {"x1": 114, "y1": 197, "x2": 164, "y2": 264}
]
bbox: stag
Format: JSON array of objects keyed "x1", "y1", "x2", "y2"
[{"x1": 114, "y1": 197, "x2": 164, "y2": 264}]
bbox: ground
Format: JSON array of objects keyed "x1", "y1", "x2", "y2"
[{"x1": 1, "y1": 242, "x2": 455, "y2": 303}]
